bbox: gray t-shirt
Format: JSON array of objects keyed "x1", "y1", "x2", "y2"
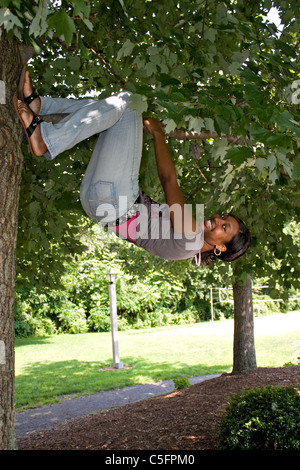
[{"x1": 135, "y1": 192, "x2": 203, "y2": 263}]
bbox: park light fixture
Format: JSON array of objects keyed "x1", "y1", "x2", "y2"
[
  {"x1": 106, "y1": 267, "x2": 123, "y2": 369},
  {"x1": 106, "y1": 267, "x2": 117, "y2": 284}
]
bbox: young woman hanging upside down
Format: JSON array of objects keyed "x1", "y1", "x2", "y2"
[{"x1": 14, "y1": 69, "x2": 251, "y2": 266}]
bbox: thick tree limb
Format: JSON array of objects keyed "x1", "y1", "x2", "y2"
[
  {"x1": 17, "y1": 44, "x2": 35, "y2": 66},
  {"x1": 42, "y1": 114, "x2": 242, "y2": 144},
  {"x1": 167, "y1": 129, "x2": 242, "y2": 144},
  {"x1": 41, "y1": 115, "x2": 290, "y2": 178}
]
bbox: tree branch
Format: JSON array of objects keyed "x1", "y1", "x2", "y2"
[
  {"x1": 43, "y1": 113, "x2": 243, "y2": 144},
  {"x1": 40, "y1": 116, "x2": 290, "y2": 178},
  {"x1": 18, "y1": 44, "x2": 35, "y2": 66},
  {"x1": 192, "y1": 159, "x2": 212, "y2": 185},
  {"x1": 167, "y1": 129, "x2": 243, "y2": 144}
]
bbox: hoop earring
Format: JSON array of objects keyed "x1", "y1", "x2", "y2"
[{"x1": 214, "y1": 247, "x2": 222, "y2": 256}]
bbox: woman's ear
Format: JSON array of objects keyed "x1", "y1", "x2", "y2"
[{"x1": 215, "y1": 244, "x2": 227, "y2": 253}]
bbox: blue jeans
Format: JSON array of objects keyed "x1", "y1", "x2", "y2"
[{"x1": 40, "y1": 93, "x2": 143, "y2": 223}]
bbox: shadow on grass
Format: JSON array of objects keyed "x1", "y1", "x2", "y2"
[
  {"x1": 15, "y1": 336, "x2": 54, "y2": 346},
  {"x1": 15, "y1": 356, "x2": 230, "y2": 409}
]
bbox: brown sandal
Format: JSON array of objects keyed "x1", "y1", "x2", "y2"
[
  {"x1": 13, "y1": 95, "x2": 44, "y2": 156},
  {"x1": 17, "y1": 66, "x2": 40, "y2": 109}
]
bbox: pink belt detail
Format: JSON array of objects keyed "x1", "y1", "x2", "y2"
[{"x1": 109, "y1": 211, "x2": 138, "y2": 243}]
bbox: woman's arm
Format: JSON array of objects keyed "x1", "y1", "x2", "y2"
[{"x1": 143, "y1": 118, "x2": 198, "y2": 235}]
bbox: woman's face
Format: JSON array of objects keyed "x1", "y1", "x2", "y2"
[{"x1": 204, "y1": 214, "x2": 240, "y2": 252}]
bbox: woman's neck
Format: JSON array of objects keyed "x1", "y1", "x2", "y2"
[{"x1": 201, "y1": 240, "x2": 214, "y2": 253}]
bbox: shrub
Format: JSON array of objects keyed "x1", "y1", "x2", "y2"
[
  {"x1": 14, "y1": 307, "x2": 36, "y2": 338},
  {"x1": 216, "y1": 386, "x2": 300, "y2": 450},
  {"x1": 283, "y1": 357, "x2": 300, "y2": 367},
  {"x1": 87, "y1": 309, "x2": 112, "y2": 332},
  {"x1": 32, "y1": 317, "x2": 57, "y2": 336},
  {"x1": 143, "y1": 308, "x2": 174, "y2": 327},
  {"x1": 173, "y1": 377, "x2": 191, "y2": 390},
  {"x1": 14, "y1": 292, "x2": 57, "y2": 337},
  {"x1": 172, "y1": 308, "x2": 198, "y2": 325},
  {"x1": 57, "y1": 302, "x2": 88, "y2": 334}
]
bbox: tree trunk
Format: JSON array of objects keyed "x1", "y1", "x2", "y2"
[
  {"x1": 232, "y1": 274, "x2": 257, "y2": 375},
  {"x1": 0, "y1": 32, "x2": 24, "y2": 450}
]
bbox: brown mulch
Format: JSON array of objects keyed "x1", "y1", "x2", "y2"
[{"x1": 17, "y1": 366, "x2": 300, "y2": 451}]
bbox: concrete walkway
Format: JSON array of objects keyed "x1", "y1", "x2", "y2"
[{"x1": 16, "y1": 374, "x2": 221, "y2": 438}]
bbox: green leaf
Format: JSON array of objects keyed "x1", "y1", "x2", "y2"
[
  {"x1": 156, "y1": 100, "x2": 182, "y2": 124},
  {"x1": 240, "y1": 66, "x2": 261, "y2": 84},
  {"x1": 0, "y1": 7, "x2": 22, "y2": 31},
  {"x1": 28, "y1": 201, "x2": 40, "y2": 217},
  {"x1": 265, "y1": 133, "x2": 292, "y2": 148},
  {"x1": 48, "y1": 10, "x2": 76, "y2": 46},
  {"x1": 188, "y1": 117, "x2": 204, "y2": 133},
  {"x1": 164, "y1": 119, "x2": 177, "y2": 133},
  {"x1": 249, "y1": 125, "x2": 271, "y2": 143},
  {"x1": 29, "y1": 2, "x2": 48, "y2": 37},
  {"x1": 129, "y1": 94, "x2": 148, "y2": 115},
  {"x1": 213, "y1": 138, "x2": 229, "y2": 159},
  {"x1": 225, "y1": 147, "x2": 252, "y2": 166},
  {"x1": 159, "y1": 73, "x2": 181, "y2": 87},
  {"x1": 273, "y1": 110, "x2": 294, "y2": 131},
  {"x1": 292, "y1": 159, "x2": 300, "y2": 180},
  {"x1": 255, "y1": 157, "x2": 266, "y2": 171},
  {"x1": 82, "y1": 16, "x2": 93, "y2": 31},
  {"x1": 144, "y1": 61, "x2": 157, "y2": 77},
  {"x1": 277, "y1": 40, "x2": 295, "y2": 57},
  {"x1": 215, "y1": 116, "x2": 230, "y2": 135},
  {"x1": 204, "y1": 117, "x2": 215, "y2": 133},
  {"x1": 118, "y1": 0, "x2": 129, "y2": 17},
  {"x1": 228, "y1": 62, "x2": 242, "y2": 76},
  {"x1": 73, "y1": 0, "x2": 90, "y2": 18},
  {"x1": 171, "y1": 91, "x2": 188, "y2": 102},
  {"x1": 273, "y1": 110, "x2": 300, "y2": 138},
  {"x1": 204, "y1": 28, "x2": 217, "y2": 42},
  {"x1": 117, "y1": 39, "x2": 135, "y2": 60},
  {"x1": 244, "y1": 84, "x2": 264, "y2": 102}
]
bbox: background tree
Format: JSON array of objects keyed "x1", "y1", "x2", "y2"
[{"x1": 0, "y1": 0, "x2": 299, "y2": 449}]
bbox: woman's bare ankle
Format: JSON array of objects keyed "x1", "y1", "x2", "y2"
[{"x1": 24, "y1": 71, "x2": 41, "y2": 115}]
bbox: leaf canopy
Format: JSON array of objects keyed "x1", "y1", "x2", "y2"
[{"x1": 1, "y1": 0, "x2": 299, "y2": 289}]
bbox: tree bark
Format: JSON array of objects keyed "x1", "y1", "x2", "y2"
[
  {"x1": 167, "y1": 129, "x2": 242, "y2": 144},
  {"x1": 232, "y1": 274, "x2": 257, "y2": 375},
  {"x1": 0, "y1": 32, "x2": 24, "y2": 450}
]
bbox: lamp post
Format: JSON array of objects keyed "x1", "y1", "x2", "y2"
[{"x1": 106, "y1": 268, "x2": 123, "y2": 369}]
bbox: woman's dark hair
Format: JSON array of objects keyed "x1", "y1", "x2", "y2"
[{"x1": 200, "y1": 214, "x2": 251, "y2": 266}]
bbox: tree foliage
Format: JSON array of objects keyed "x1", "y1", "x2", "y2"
[
  {"x1": 15, "y1": 224, "x2": 294, "y2": 337},
  {"x1": 0, "y1": 0, "x2": 299, "y2": 294}
]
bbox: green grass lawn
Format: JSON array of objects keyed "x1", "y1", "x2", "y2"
[{"x1": 15, "y1": 315, "x2": 300, "y2": 410}]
